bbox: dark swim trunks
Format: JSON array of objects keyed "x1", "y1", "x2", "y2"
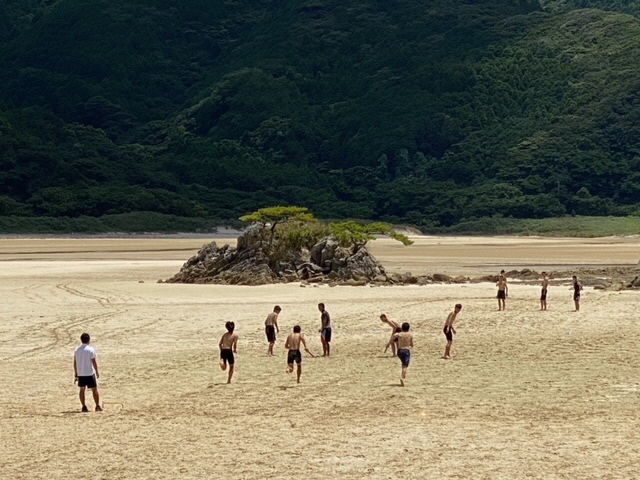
[
  {"x1": 77, "y1": 375, "x2": 97, "y2": 389},
  {"x1": 397, "y1": 348, "x2": 411, "y2": 367},
  {"x1": 497, "y1": 290, "x2": 506, "y2": 300},
  {"x1": 321, "y1": 327, "x2": 332, "y2": 343},
  {"x1": 540, "y1": 288, "x2": 547, "y2": 301},
  {"x1": 393, "y1": 326, "x2": 401, "y2": 342},
  {"x1": 220, "y1": 348, "x2": 235, "y2": 365},
  {"x1": 573, "y1": 293, "x2": 580, "y2": 301},
  {"x1": 287, "y1": 349, "x2": 302, "y2": 364},
  {"x1": 265, "y1": 325, "x2": 276, "y2": 343},
  {"x1": 443, "y1": 326, "x2": 453, "y2": 342}
]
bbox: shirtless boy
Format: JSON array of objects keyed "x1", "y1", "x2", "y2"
[
  {"x1": 219, "y1": 321, "x2": 238, "y2": 384},
  {"x1": 392, "y1": 323, "x2": 413, "y2": 386},
  {"x1": 572, "y1": 275, "x2": 583, "y2": 312},
  {"x1": 443, "y1": 304, "x2": 462, "y2": 359},
  {"x1": 380, "y1": 314, "x2": 401, "y2": 356},
  {"x1": 285, "y1": 325, "x2": 312, "y2": 383},
  {"x1": 496, "y1": 273, "x2": 508, "y2": 311},
  {"x1": 318, "y1": 303, "x2": 331, "y2": 357},
  {"x1": 265, "y1": 305, "x2": 281, "y2": 356},
  {"x1": 540, "y1": 272, "x2": 549, "y2": 311}
]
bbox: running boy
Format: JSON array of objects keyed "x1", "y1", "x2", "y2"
[
  {"x1": 73, "y1": 333, "x2": 101, "y2": 412},
  {"x1": 265, "y1": 305, "x2": 281, "y2": 356},
  {"x1": 443, "y1": 304, "x2": 462, "y2": 360},
  {"x1": 318, "y1": 303, "x2": 331, "y2": 357},
  {"x1": 219, "y1": 321, "x2": 238, "y2": 383},
  {"x1": 380, "y1": 314, "x2": 401, "y2": 356},
  {"x1": 540, "y1": 272, "x2": 549, "y2": 311},
  {"x1": 285, "y1": 325, "x2": 313, "y2": 383},
  {"x1": 392, "y1": 322, "x2": 413, "y2": 386}
]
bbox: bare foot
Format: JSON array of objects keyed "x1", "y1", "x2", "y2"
[
  {"x1": 443, "y1": 355, "x2": 451, "y2": 360},
  {"x1": 400, "y1": 378, "x2": 404, "y2": 387}
]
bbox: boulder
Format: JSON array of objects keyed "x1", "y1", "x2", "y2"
[{"x1": 432, "y1": 273, "x2": 452, "y2": 283}]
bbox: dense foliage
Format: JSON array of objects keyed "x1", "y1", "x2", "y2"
[{"x1": 1, "y1": 0, "x2": 639, "y2": 231}]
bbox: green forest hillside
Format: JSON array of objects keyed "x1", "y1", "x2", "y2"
[{"x1": 1, "y1": 0, "x2": 639, "y2": 231}]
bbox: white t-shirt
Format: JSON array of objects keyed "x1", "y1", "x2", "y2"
[{"x1": 74, "y1": 344, "x2": 97, "y2": 377}]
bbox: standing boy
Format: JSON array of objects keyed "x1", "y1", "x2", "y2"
[
  {"x1": 392, "y1": 322, "x2": 413, "y2": 386},
  {"x1": 265, "y1": 305, "x2": 281, "y2": 356},
  {"x1": 318, "y1": 303, "x2": 331, "y2": 357},
  {"x1": 219, "y1": 321, "x2": 238, "y2": 384},
  {"x1": 443, "y1": 304, "x2": 462, "y2": 360},
  {"x1": 285, "y1": 325, "x2": 312, "y2": 383},
  {"x1": 73, "y1": 333, "x2": 101, "y2": 413},
  {"x1": 496, "y1": 273, "x2": 508, "y2": 311},
  {"x1": 572, "y1": 275, "x2": 583, "y2": 311},
  {"x1": 380, "y1": 314, "x2": 401, "y2": 356},
  {"x1": 540, "y1": 272, "x2": 549, "y2": 311}
]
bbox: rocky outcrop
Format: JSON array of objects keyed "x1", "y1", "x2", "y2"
[{"x1": 164, "y1": 228, "x2": 390, "y2": 285}]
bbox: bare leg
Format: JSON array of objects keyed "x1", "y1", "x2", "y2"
[
  {"x1": 227, "y1": 365, "x2": 234, "y2": 384},
  {"x1": 575, "y1": 300, "x2": 580, "y2": 311},
  {"x1": 326, "y1": 343, "x2": 330, "y2": 357},
  {"x1": 268, "y1": 342, "x2": 274, "y2": 356},
  {"x1": 444, "y1": 342, "x2": 452, "y2": 359},
  {"x1": 400, "y1": 366, "x2": 407, "y2": 386},
  {"x1": 91, "y1": 388, "x2": 100, "y2": 408},
  {"x1": 296, "y1": 364, "x2": 302, "y2": 383},
  {"x1": 220, "y1": 360, "x2": 226, "y2": 371},
  {"x1": 79, "y1": 387, "x2": 86, "y2": 407},
  {"x1": 287, "y1": 363, "x2": 294, "y2": 374},
  {"x1": 498, "y1": 298, "x2": 501, "y2": 311}
]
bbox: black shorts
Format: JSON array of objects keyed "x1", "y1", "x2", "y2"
[
  {"x1": 573, "y1": 293, "x2": 580, "y2": 302},
  {"x1": 393, "y1": 326, "x2": 401, "y2": 342},
  {"x1": 540, "y1": 288, "x2": 547, "y2": 301},
  {"x1": 397, "y1": 348, "x2": 411, "y2": 367},
  {"x1": 321, "y1": 327, "x2": 332, "y2": 343},
  {"x1": 497, "y1": 290, "x2": 506, "y2": 300},
  {"x1": 220, "y1": 349, "x2": 235, "y2": 365},
  {"x1": 77, "y1": 375, "x2": 97, "y2": 389},
  {"x1": 287, "y1": 349, "x2": 302, "y2": 364},
  {"x1": 443, "y1": 326, "x2": 453, "y2": 342},
  {"x1": 265, "y1": 325, "x2": 276, "y2": 343}
]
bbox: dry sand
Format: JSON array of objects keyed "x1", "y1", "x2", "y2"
[{"x1": 1, "y1": 236, "x2": 639, "y2": 479}]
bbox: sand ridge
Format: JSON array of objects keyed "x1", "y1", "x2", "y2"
[{"x1": 1, "y1": 236, "x2": 639, "y2": 479}]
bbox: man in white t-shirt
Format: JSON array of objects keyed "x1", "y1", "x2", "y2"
[{"x1": 73, "y1": 333, "x2": 101, "y2": 412}]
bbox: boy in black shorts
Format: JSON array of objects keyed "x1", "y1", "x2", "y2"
[
  {"x1": 265, "y1": 305, "x2": 281, "y2": 356},
  {"x1": 219, "y1": 321, "x2": 238, "y2": 383},
  {"x1": 285, "y1": 325, "x2": 312, "y2": 383},
  {"x1": 443, "y1": 304, "x2": 462, "y2": 359}
]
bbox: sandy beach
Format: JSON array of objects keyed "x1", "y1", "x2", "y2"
[{"x1": 1, "y1": 236, "x2": 639, "y2": 479}]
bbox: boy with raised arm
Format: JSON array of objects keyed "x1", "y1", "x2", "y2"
[
  {"x1": 540, "y1": 272, "x2": 549, "y2": 311},
  {"x1": 219, "y1": 321, "x2": 238, "y2": 384},
  {"x1": 265, "y1": 305, "x2": 281, "y2": 356},
  {"x1": 285, "y1": 325, "x2": 312, "y2": 383},
  {"x1": 73, "y1": 333, "x2": 101, "y2": 412},
  {"x1": 318, "y1": 303, "x2": 331, "y2": 357},
  {"x1": 392, "y1": 322, "x2": 413, "y2": 386},
  {"x1": 443, "y1": 304, "x2": 462, "y2": 360},
  {"x1": 380, "y1": 314, "x2": 401, "y2": 356}
]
